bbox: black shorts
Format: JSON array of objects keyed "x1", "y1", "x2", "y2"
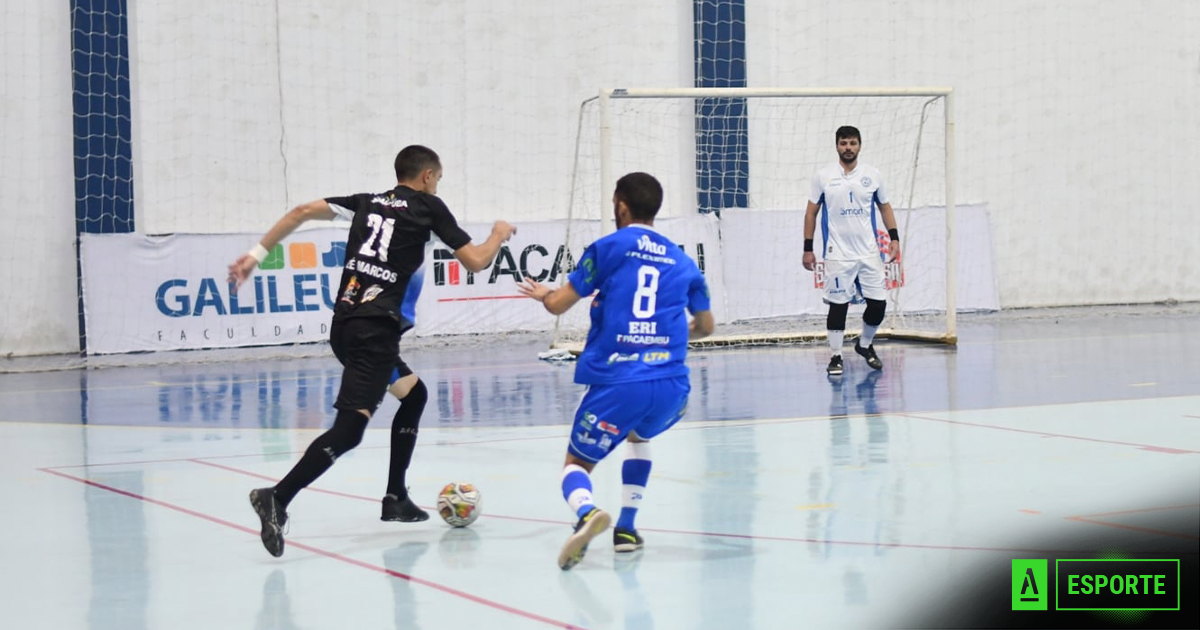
[{"x1": 329, "y1": 317, "x2": 413, "y2": 412}]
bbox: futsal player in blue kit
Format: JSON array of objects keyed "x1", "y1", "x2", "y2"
[{"x1": 518, "y1": 172, "x2": 715, "y2": 570}]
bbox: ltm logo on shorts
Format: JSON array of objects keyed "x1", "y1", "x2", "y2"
[{"x1": 1011, "y1": 559, "x2": 1048, "y2": 610}]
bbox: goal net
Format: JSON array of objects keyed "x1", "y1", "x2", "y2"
[{"x1": 553, "y1": 87, "x2": 956, "y2": 350}]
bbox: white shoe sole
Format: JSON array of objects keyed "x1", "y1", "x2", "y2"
[{"x1": 558, "y1": 510, "x2": 612, "y2": 570}]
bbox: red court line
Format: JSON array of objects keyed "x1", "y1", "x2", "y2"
[
  {"x1": 1066, "y1": 518, "x2": 1199, "y2": 540},
  {"x1": 37, "y1": 467, "x2": 586, "y2": 630},
  {"x1": 436, "y1": 295, "x2": 528, "y2": 302},
  {"x1": 192, "y1": 458, "x2": 393, "y2": 503},
  {"x1": 42, "y1": 432, "x2": 568, "y2": 471},
  {"x1": 897, "y1": 412, "x2": 1200, "y2": 454},
  {"x1": 192, "y1": 459, "x2": 1110, "y2": 555},
  {"x1": 46, "y1": 455, "x2": 224, "y2": 470},
  {"x1": 630, "y1": 526, "x2": 1090, "y2": 555},
  {"x1": 1072, "y1": 504, "x2": 1200, "y2": 519},
  {"x1": 1065, "y1": 504, "x2": 1200, "y2": 541},
  {"x1": 192, "y1": 458, "x2": 555, "y2": 521},
  {"x1": 41, "y1": 405, "x2": 1199, "y2": 474}
]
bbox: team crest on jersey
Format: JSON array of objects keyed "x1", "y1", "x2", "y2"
[
  {"x1": 860, "y1": 176, "x2": 872, "y2": 187},
  {"x1": 361, "y1": 284, "x2": 383, "y2": 303},
  {"x1": 341, "y1": 276, "x2": 360, "y2": 303}
]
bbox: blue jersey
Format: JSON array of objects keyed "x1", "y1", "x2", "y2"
[
  {"x1": 568, "y1": 225, "x2": 711, "y2": 385},
  {"x1": 399, "y1": 265, "x2": 424, "y2": 332}
]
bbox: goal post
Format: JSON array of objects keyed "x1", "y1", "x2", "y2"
[{"x1": 553, "y1": 86, "x2": 958, "y2": 351}]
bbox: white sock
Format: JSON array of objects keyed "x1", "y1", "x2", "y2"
[
  {"x1": 561, "y1": 464, "x2": 594, "y2": 516},
  {"x1": 567, "y1": 488, "x2": 594, "y2": 515},
  {"x1": 860, "y1": 324, "x2": 878, "y2": 347},
  {"x1": 828, "y1": 330, "x2": 844, "y2": 356},
  {"x1": 621, "y1": 443, "x2": 652, "y2": 506}
]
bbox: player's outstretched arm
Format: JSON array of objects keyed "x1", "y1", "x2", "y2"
[
  {"x1": 227, "y1": 200, "x2": 336, "y2": 289},
  {"x1": 517, "y1": 276, "x2": 583, "y2": 315},
  {"x1": 802, "y1": 201, "x2": 820, "y2": 271},
  {"x1": 453, "y1": 221, "x2": 517, "y2": 273},
  {"x1": 689, "y1": 310, "x2": 715, "y2": 340}
]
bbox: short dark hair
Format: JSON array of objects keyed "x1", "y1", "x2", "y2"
[
  {"x1": 614, "y1": 172, "x2": 663, "y2": 221},
  {"x1": 394, "y1": 145, "x2": 441, "y2": 181},
  {"x1": 836, "y1": 126, "x2": 861, "y2": 142}
]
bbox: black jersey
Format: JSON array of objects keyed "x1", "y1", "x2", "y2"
[{"x1": 325, "y1": 186, "x2": 471, "y2": 323}]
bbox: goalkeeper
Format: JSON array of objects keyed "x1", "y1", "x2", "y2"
[{"x1": 802, "y1": 126, "x2": 900, "y2": 376}]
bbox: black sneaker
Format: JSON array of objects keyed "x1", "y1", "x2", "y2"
[
  {"x1": 249, "y1": 487, "x2": 288, "y2": 558},
  {"x1": 382, "y1": 493, "x2": 429, "y2": 522},
  {"x1": 613, "y1": 527, "x2": 644, "y2": 552},
  {"x1": 826, "y1": 355, "x2": 844, "y2": 376},
  {"x1": 855, "y1": 341, "x2": 883, "y2": 370},
  {"x1": 558, "y1": 507, "x2": 612, "y2": 570}
]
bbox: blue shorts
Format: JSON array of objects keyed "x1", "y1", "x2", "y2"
[{"x1": 568, "y1": 375, "x2": 691, "y2": 463}]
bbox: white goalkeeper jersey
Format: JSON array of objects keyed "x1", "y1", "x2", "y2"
[{"x1": 809, "y1": 163, "x2": 889, "y2": 261}]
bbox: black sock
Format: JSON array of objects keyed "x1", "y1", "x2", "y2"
[
  {"x1": 386, "y1": 379, "x2": 428, "y2": 498},
  {"x1": 275, "y1": 409, "x2": 368, "y2": 507}
]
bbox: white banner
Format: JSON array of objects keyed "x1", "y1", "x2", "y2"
[
  {"x1": 80, "y1": 209, "x2": 991, "y2": 354},
  {"x1": 416, "y1": 215, "x2": 724, "y2": 337},
  {"x1": 82, "y1": 229, "x2": 350, "y2": 354},
  {"x1": 80, "y1": 215, "x2": 725, "y2": 353}
]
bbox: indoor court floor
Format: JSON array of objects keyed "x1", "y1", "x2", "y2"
[{"x1": 1, "y1": 306, "x2": 1197, "y2": 629}]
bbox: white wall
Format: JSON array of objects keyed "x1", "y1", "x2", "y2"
[
  {"x1": 748, "y1": 0, "x2": 1200, "y2": 307},
  {"x1": 5, "y1": 0, "x2": 1198, "y2": 356},
  {"x1": 0, "y1": 1, "x2": 79, "y2": 355},
  {"x1": 131, "y1": 0, "x2": 694, "y2": 234}
]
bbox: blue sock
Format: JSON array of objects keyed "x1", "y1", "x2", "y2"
[
  {"x1": 618, "y1": 457, "x2": 651, "y2": 530},
  {"x1": 561, "y1": 464, "x2": 595, "y2": 519}
]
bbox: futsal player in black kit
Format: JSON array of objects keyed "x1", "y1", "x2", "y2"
[{"x1": 227, "y1": 145, "x2": 516, "y2": 557}]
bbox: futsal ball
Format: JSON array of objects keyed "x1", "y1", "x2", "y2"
[{"x1": 437, "y1": 482, "x2": 482, "y2": 527}]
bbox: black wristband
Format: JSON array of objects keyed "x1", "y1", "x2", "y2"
[
  {"x1": 888, "y1": 228, "x2": 900, "y2": 242},
  {"x1": 803, "y1": 238, "x2": 814, "y2": 252}
]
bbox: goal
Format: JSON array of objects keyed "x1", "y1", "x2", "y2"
[{"x1": 552, "y1": 87, "x2": 957, "y2": 350}]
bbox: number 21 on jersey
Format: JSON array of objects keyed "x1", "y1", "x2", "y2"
[
  {"x1": 359, "y1": 213, "x2": 395, "y2": 262},
  {"x1": 632, "y1": 265, "x2": 659, "y2": 318}
]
